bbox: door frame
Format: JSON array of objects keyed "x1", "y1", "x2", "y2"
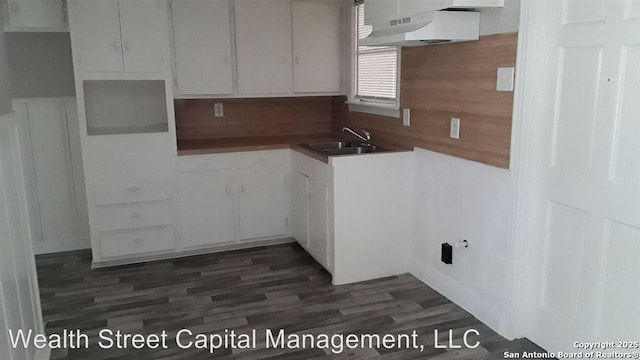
[{"x1": 502, "y1": 0, "x2": 554, "y2": 340}]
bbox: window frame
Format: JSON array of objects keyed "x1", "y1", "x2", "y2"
[{"x1": 349, "y1": 3, "x2": 401, "y2": 117}]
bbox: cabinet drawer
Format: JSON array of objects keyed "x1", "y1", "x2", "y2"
[
  {"x1": 177, "y1": 154, "x2": 237, "y2": 173},
  {"x1": 96, "y1": 201, "x2": 173, "y2": 232},
  {"x1": 237, "y1": 150, "x2": 289, "y2": 168},
  {"x1": 99, "y1": 227, "x2": 175, "y2": 258},
  {"x1": 94, "y1": 179, "x2": 171, "y2": 206}
]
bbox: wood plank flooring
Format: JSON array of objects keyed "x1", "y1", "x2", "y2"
[{"x1": 36, "y1": 243, "x2": 545, "y2": 359}]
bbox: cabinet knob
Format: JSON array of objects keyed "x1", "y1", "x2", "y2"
[
  {"x1": 112, "y1": 40, "x2": 120, "y2": 51},
  {"x1": 127, "y1": 186, "x2": 141, "y2": 193},
  {"x1": 224, "y1": 55, "x2": 230, "y2": 64},
  {"x1": 294, "y1": 56, "x2": 299, "y2": 65},
  {"x1": 241, "y1": 185, "x2": 246, "y2": 193},
  {"x1": 124, "y1": 39, "x2": 131, "y2": 52},
  {"x1": 133, "y1": 238, "x2": 145, "y2": 245},
  {"x1": 226, "y1": 185, "x2": 231, "y2": 195},
  {"x1": 10, "y1": 2, "x2": 18, "y2": 14},
  {"x1": 131, "y1": 212, "x2": 142, "y2": 219},
  {"x1": 199, "y1": 161, "x2": 209, "y2": 168}
]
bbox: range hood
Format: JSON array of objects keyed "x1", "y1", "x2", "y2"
[{"x1": 359, "y1": 0, "x2": 502, "y2": 47}]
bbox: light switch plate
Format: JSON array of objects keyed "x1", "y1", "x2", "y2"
[
  {"x1": 403, "y1": 108, "x2": 411, "y2": 127},
  {"x1": 214, "y1": 103, "x2": 224, "y2": 117},
  {"x1": 496, "y1": 67, "x2": 515, "y2": 92},
  {"x1": 450, "y1": 117, "x2": 460, "y2": 139}
]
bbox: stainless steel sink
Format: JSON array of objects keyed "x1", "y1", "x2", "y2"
[
  {"x1": 306, "y1": 141, "x2": 358, "y2": 151},
  {"x1": 303, "y1": 141, "x2": 390, "y2": 156}
]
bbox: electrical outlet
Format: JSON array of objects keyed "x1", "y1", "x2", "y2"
[
  {"x1": 402, "y1": 108, "x2": 411, "y2": 127},
  {"x1": 496, "y1": 67, "x2": 515, "y2": 92},
  {"x1": 450, "y1": 117, "x2": 460, "y2": 139},
  {"x1": 214, "y1": 103, "x2": 224, "y2": 117}
]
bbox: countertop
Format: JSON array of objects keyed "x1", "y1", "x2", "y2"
[
  {"x1": 177, "y1": 134, "x2": 412, "y2": 163},
  {"x1": 177, "y1": 134, "x2": 344, "y2": 163}
]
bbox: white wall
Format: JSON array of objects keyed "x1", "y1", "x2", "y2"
[
  {"x1": 411, "y1": 149, "x2": 511, "y2": 331},
  {"x1": 5, "y1": 32, "x2": 75, "y2": 98},
  {"x1": 480, "y1": 0, "x2": 520, "y2": 35}
]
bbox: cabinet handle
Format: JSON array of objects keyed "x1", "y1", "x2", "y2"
[
  {"x1": 133, "y1": 238, "x2": 145, "y2": 244},
  {"x1": 199, "y1": 161, "x2": 209, "y2": 168},
  {"x1": 224, "y1": 55, "x2": 230, "y2": 64},
  {"x1": 294, "y1": 56, "x2": 299, "y2": 65},
  {"x1": 10, "y1": 2, "x2": 18, "y2": 14},
  {"x1": 131, "y1": 212, "x2": 142, "y2": 219},
  {"x1": 226, "y1": 185, "x2": 231, "y2": 195},
  {"x1": 127, "y1": 186, "x2": 141, "y2": 193},
  {"x1": 112, "y1": 40, "x2": 120, "y2": 51},
  {"x1": 124, "y1": 39, "x2": 131, "y2": 52},
  {"x1": 241, "y1": 184, "x2": 246, "y2": 193}
]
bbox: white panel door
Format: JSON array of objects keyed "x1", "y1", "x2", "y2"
[
  {"x1": 292, "y1": 170, "x2": 309, "y2": 249},
  {"x1": 27, "y1": 102, "x2": 80, "y2": 244},
  {"x1": 0, "y1": 114, "x2": 45, "y2": 360},
  {"x1": 171, "y1": 0, "x2": 234, "y2": 95},
  {"x1": 308, "y1": 176, "x2": 328, "y2": 268},
  {"x1": 234, "y1": 0, "x2": 293, "y2": 94},
  {"x1": 74, "y1": 0, "x2": 124, "y2": 72},
  {"x1": 238, "y1": 166, "x2": 288, "y2": 240},
  {"x1": 292, "y1": 0, "x2": 342, "y2": 93},
  {"x1": 6, "y1": 0, "x2": 67, "y2": 29},
  {"x1": 528, "y1": 0, "x2": 640, "y2": 352},
  {"x1": 178, "y1": 170, "x2": 235, "y2": 248},
  {"x1": 119, "y1": 0, "x2": 166, "y2": 72}
]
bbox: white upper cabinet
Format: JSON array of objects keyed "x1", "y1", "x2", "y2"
[
  {"x1": 171, "y1": 0, "x2": 233, "y2": 95},
  {"x1": 3, "y1": 0, "x2": 67, "y2": 31},
  {"x1": 118, "y1": 0, "x2": 166, "y2": 73},
  {"x1": 72, "y1": 0, "x2": 167, "y2": 73},
  {"x1": 292, "y1": 0, "x2": 342, "y2": 93},
  {"x1": 234, "y1": 0, "x2": 293, "y2": 94}
]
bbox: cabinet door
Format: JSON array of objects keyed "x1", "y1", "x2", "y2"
[
  {"x1": 26, "y1": 102, "x2": 80, "y2": 244},
  {"x1": 178, "y1": 170, "x2": 235, "y2": 248},
  {"x1": 74, "y1": 0, "x2": 124, "y2": 72},
  {"x1": 171, "y1": 0, "x2": 233, "y2": 95},
  {"x1": 238, "y1": 166, "x2": 288, "y2": 240},
  {"x1": 292, "y1": 170, "x2": 309, "y2": 249},
  {"x1": 292, "y1": 1, "x2": 342, "y2": 93},
  {"x1": 6, "y1": 0, "x2": 67, "y2": 29},
  {"x1": 234, "y1": 0, "x2": 293, "y2": 94},
  {"x1": 308, "y1": 176, "x2": 329, "y2": 268},
  {"x1": 119, "y1": 0, "x2": 166, "y2": 72}
]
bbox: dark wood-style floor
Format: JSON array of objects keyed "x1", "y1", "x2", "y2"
[{"x1": 36, "y1": 243, "x2": 544, "y2": 359}]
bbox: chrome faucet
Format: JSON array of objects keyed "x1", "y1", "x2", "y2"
[{"x1": 342, "y1": 127, "x2": 371, "y2": 146}]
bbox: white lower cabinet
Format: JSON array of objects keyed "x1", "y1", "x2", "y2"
[
  {"x1": 177, "y1": 150, "x2": 291, "y2": 249},
  {"x1": 291, "y1": 152, "x2": 332, "y2": 270},
  {"x1": 178, "y1": 169, "x2": 235, "y2": 248},
  {"x1": 99, "y1": 226, "x2": 175, "y2": 258}
]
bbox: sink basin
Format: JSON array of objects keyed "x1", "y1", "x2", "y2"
[
  {"x1": 306, "y1": 141, "x2": 358, "y2": 151},
  {"x1": 302, "y1": 141, "x2": 390, "y2": 156}
]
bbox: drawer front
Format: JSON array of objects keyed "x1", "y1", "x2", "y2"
[
  {"x1": 99, "y1": 227, "x2": 175, "y2": 258},
  {"x1": 177, "y1": 154, "x2": 236, "y2": 173},
  {"x1": 94, "y1": 179, "x2": 171, "y2": 206},
  {"x1": 96, "y1": 202, "x2": 173, "y2": 232},
  {"x1": 237, "y1": 150, "x2": 289, "y2": 168}
]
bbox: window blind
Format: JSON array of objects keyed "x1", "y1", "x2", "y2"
[{"x1": 355, "y1": 4, "x2": 398, "y2": 101}]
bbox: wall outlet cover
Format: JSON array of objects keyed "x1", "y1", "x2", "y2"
[
  {"x1": 450, "y1": 117, "x2": 460, "y2": 139},
  {"x1": 403, "y1": 108, "x2": 411, "y2": 127},
  {"x1": 214, "y1": 103, "x2": 224, "y2": 117},
  {"x1": 496, "y1": 67, "x2": 515, "y2": 92}
]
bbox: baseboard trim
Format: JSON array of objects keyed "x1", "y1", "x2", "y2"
[
  {"x1": 411, "y1": 261, "x2": 503, "y2": 334},
  {"x1": 33, "y1": 237, "x2": 90, "y2": 255}
]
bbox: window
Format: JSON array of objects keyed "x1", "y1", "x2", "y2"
[{"x1": 353, "y1": 3, "x2": 399, "y2": 107}]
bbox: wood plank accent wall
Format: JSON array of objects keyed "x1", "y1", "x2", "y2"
[
  {"x1": 334, "y1": 33, "x2": 518, "y2": 169},
  {"x1": 175, "y1": 97, "x2": 335, "y2": 140}
]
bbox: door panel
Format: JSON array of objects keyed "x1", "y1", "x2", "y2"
[
  {"x1": 529, "y1": 0, "x2": 640, "y2": 351},
  {"x1": 292, "y1": 1, "x2": 341, "y2": 93},
  {"x1": 234, "y1": 0, "x2": 293, "y2": 94},
  {"x1": 292, "y1": 170, "x2": 309, "y2": 249},
  {"x1": 238, "y1": 166, "x2": 287, "y2": 240},
  {"x1": 27, "y1": 102, "x2": 79, "y2": 243},
  {"x1": 75, "y1": 0, "x2": 123, "y2": 72},
  {"x1": 119, "y1": 0, "x2": 165, "y2": 72},
  {"x1": 178, "y1": 170, "x2": 235, "y2": 248},
  {"x1": 7, "y1": 0, "x2": 67, "y2": 29},
  {"x1": 308, "y1": 176, "x2": 328, "y2": 268},
  {"x1": 172, "y1": 0, "x2": 234, "y2": 95}
]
